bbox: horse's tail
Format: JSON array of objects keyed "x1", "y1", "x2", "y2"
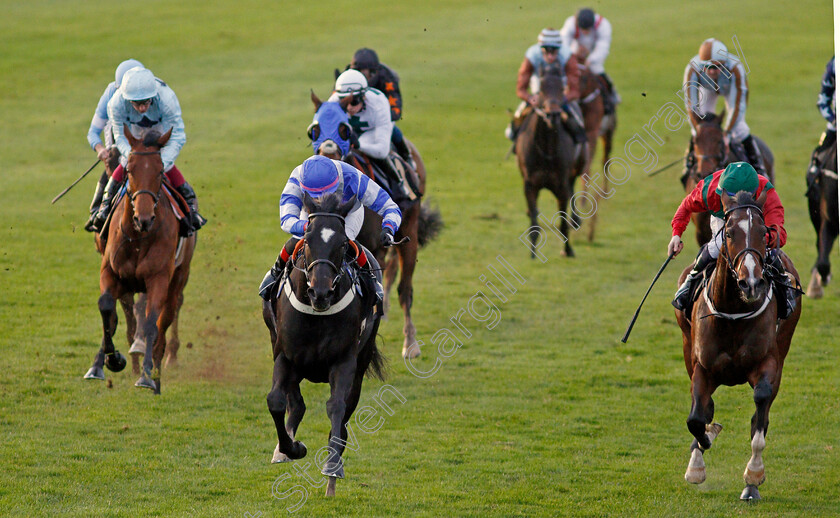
[
  {"x1": 365, "y1": 335, "x2": 387, "y2": 381},
  {"x1": 417, "y1": 200, "x2": 443, "y2": 248}
]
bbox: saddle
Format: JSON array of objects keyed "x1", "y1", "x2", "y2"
[{"x1": 347, "y1": 150, "x2": 422, "y2": 211}]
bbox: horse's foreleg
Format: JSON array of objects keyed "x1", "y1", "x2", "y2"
[
  {"x1": 396, "y1": 239, "x2": 418, "y2": 359},
  {"x1": 136, "y1": 279, "x2": 167, "y2": 392},
  {"x1": 86, "y1": 287, "x2": 123, "y2": 380},
  {"x1": 322, "y1": 358, "x2": 357, "y2": 486},
  {"x1": 816, "y1": 219, "x2": 836, "y2": 285},
  {"x1": 741, "y1": 363, "x2": 780, "y2": 500},
  {"x1": 558, "y1": 189, "x2": 575, "y2": 258},
  {"x1": 685, "y1": 363, "x2": 720, "y2": 484},
  {"x1": 164, "y1": 292, "x2": 184, "y2": 368},
  {"x1": 268, "y1": 355, "x2": 307, "y2": 463},
  {"x1": 524, "y1": 183, "x2": 540, "y2": 259}
]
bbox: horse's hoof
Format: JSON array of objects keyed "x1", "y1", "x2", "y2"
[
  {"x1": 84, "y1": 366, "x2": 105, "y2": 380},
  {"x1": 321, "y1": 462, "x2": 345, "y2": 479},
  {"x1": 740, "y1": 485, "x2": 761, "y2": 501},
  {"x1": 291, "y1": 441, "x2": 307, "y2": 460},
  {"x1": 134, "y1": 374, "x2": 156, "y2": 391},
  {"x1": 402, "y1": 344, "x2": 421, "y2": 359},
  {"x1": 128, "y1": 339, "x2": 146, "y2": 356},
  {"x1": 684, "y1": 467, "x2": 706, "y2": 484},
  {"x1": 271, "y1": 443, "x2": 293, "y2": 463},
  {"x1": 104, "y1": 351, "x2": 127, "y2": 372}
]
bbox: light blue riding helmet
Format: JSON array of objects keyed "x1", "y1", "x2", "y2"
[
  {"x1": 115, "y1": 59, "x2": 144, "y2": 88},
  {"x1": 120, "y1": 67, "x2": 157, "y2": 101},
  {"x1": 299, "y1": 156, "x2": 341, "y2": 196}
]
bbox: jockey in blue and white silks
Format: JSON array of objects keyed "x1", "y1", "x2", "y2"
[
  {"x1": 260, "y1": 155, "x2": 402, "y2": 301},
  {"x1": 83, "y1": 59, "x2": 143, "y2": 230},
  {"x1": 89, "y1": 66, "x2": 205, "y2": 234},
  {"x1": 808, "y1": 56, "x2": 836, "y2": 182},
  {"x1": 682, "y1": 38, "x2": 766, "y2": 177},
  {"x1": 279, "y1": 156, "x2": 401, "y2": 239}
]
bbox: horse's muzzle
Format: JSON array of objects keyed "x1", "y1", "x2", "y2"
[
  {"x1": 738, "y1": 277, "x2": 767, "y2": 303},
  {"x1": 134, "y1": 214, "x2": 155, "y2": 232},
  {"x1": 307, "y1": 287, "x2": 333, "y2": 312}
]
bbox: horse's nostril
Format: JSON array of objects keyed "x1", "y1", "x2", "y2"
[{"x1": 738, "y1": 280, "x2": 750, "y2": 292}]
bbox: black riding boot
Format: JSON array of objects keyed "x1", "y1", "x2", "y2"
[
  {"x1": 766, "y1": 249, "x2": 797, "y2": 319},
  {"x1": 599, "y1": 73, "x2": 616, "y2": 115},
  {"x1": 673, "y1": 244, "x2": 715, "y2": 311},
  {"x1": 259, "y1": 237, "x2": 300, "y2": 301},
  {"x1": 391, "y1": 128, "x2": 415, "y2": 169},
  {"x1": 357, "y1": 243, "x2": 384, "y2": 315},
  {"x1": 742, "y1": 135, "x2": 767, "y2": 178},
  {"x1": 681, "y1": 139, "x2": 696, "y2": 188},
  {"x1": 807, "y1": 129, "x2": 836, "y2": 180},
  {"x1": 562, "y1": 101, "x2": 588, "y2": 144},
  {"x1": 175, "y1": 182, "x2": 207, "y2": 233},
  {"x1": 89, "y1": 176, "x2": 122, "y2": 233},
  {"x1": 85, "y1": 171, "x2": 109, "y2": 232}
]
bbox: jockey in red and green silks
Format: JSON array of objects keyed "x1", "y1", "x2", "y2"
[
  {"x1": 668, "y1": 162, "x2": 792, "y2": 315},
  {"x1": 87, "y1": 66, "x2": 206, "y2": 234}
]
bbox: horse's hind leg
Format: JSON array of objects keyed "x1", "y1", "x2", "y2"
[
  {"x1": 685, "y1": 363, "x2": 721, "y2": 484},
  {"x1": 816, "y1": 220, "x2": 836, "y2": 286},
  {"x1": 396, "y1": 237, "x2": 419, "y2": 359},
  {"x1": 268, "y1": 355, "x2": 307, "y2": 463},
  {"x1": 382, "y1": 249, "x2": 399, "y2": 317},
  {"x1": 741, "y1": 362, "x2": 780, "y2": 501}
]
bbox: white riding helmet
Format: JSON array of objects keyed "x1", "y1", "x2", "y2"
[
  {"x1": 334, "y1": 69, "x2": 368, "y2": 98},
  {"x1": 698, "y1": 38, "x2": 728, "y2": 67},
  {"x1": 537, "y1": 28, "x2": 562, "y2": 49},
  {"x1": 121, "y1": 67, "x2": 157, "y2": 101}
]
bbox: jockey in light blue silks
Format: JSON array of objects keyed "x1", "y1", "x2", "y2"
[
  {"x1": 258, "y1": 154, "x2": 402, "y2": 305},
  {"x1": 87, "y1": 66, "x2": 206, "y2": 234},
  {"x1": 84, "y1": 59, "x2": 143, "y2": 230}
]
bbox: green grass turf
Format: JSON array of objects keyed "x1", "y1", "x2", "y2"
[{"x1": 0, "y1": 0, "x2": 837, "y2": 516}]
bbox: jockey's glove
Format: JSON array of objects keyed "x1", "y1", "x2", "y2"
[{"x1": 381, "y1": 227, "x2": 395, "y2": 247}]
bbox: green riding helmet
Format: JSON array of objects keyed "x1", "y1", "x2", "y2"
[{"x1": 716, "y1": 162, "x2": 758, "y2": 195}]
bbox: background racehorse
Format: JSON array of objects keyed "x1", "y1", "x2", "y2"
[
  {"x1": 805, "y1": 139, "x2": 838, "y2": 298},
  {"x1": 675, "y1": 190, "x2": 800, "y2": 501},
  {"x1": 264, "y1": 193, "x2": 385, "y2": 497},
  {"x1": 686, "y1": 113, "x2": 775, "y2": 246},
  {"x1": 516, "y1": 70, "x2": 579, "y2": 258},
  {"x1": 85, "y1": 127, "x2": 196, "y2": 394},
  {"x1": 308, "y1": 94, "x2": 442, "y2": 359},
  {"x1": 576, "y1": 67, "x2": 617, "y2": 242}
]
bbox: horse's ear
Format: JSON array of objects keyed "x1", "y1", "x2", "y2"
[
  {"x1": 720, "y1": 190, "x2": 737, "y2": 211},
  {"x1": 158, "y1": 128, "x2": 173, "y2": 147},
  {"x1": 755, "y1": 188, "x2": 768, "y2": 209},
  {"x1": 302, "y1": 191, "x2": 317, "y2": 214},
  {"x1": 311, "y1": 89, "x2": 322, "y2": 111},
  {"x1": 334, "y1": 68, "x2": 341, "y2": 81},
  {"x1": 338, "y1": 195, "x2": 357, "y2": 218},
  {"x1": 124, "y1": 125, "x2": 140, "y2": 147}
]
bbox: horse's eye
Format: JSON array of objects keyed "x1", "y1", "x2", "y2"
[
  {"x1": 307, "y1": 123, "x2": 321, "y2": 141},
  {"x1": 725, "y1": 231, "x2": 732, "y2": 239}
]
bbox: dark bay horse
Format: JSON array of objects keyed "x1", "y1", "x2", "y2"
[
  {"x1": 85, "y1": 127, "x2": 195, "y2": 394},
  {"x1": 805, "y1": 139, "x2": 838, "y2": 298},
  {"x1": 308, "y1": 94, "x2": 442, "y2": 359},
  {"x1": 675, "y1": 191, "x2": 801, "y2": 501},
  {"x1": 263, "y1": 193, "x2": 385, "y2": 497},
  {"x1": 687, "y1": 114, "x2": 775, "y2": 246},
  {"x1": 577, "y1": 67, "x2": 617, "y2": 242},
  {"x1": 517, "y1": 71, "x2": 579, "y2": 258}
]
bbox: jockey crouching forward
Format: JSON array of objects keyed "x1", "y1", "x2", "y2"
[
  {"x1": 668, "y1": 162, "x2": 796, "y2": 318},
  {"x1": 87, "y1": 66, "x2": 206, "y2": 235},
  {"x1": 560, "y1": 7, "x2": 620, "y2": 114},
  {"x1": 259, "y1": 155, "x2": 402, "y2": 307},
  {"x1": 683, "y1": 38, "x2": 766, "y2": 179},
  {"x1": 507, "y1": 28, "x2": 587, "y2": 145}
]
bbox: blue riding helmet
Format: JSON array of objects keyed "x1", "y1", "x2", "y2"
[
  {"x1": 115, "y1": 59, "x2": 144, "y2": 88},
  {"x1": 300, "y1": 155, "x2": 341, "y2": 196},
  {"x1": 309, "y1": 101, "x2": 352, "y2": 157}
]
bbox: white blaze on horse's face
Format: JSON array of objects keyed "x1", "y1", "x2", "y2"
[{"x1": 320, "y1": 228, "x2": 336, "y2": 244}]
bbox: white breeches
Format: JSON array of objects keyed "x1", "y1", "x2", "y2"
[{"x1": 708, "y1": 216, "x2": 724, "y2": 258}]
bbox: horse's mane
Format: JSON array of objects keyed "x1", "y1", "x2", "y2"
[{"x1": 312, "y1": 192, "x2": 343, "y2": 214}]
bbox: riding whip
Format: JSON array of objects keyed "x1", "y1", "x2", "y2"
[
  {"x1": 621, "y1": 251, "x2": 676, "y2": 343},
  {"x1": 51, "y1": 159, "x2": 101, "y2": 204},
  {"x1": 646, "y1": 157, "x2": 683, "y2": 177}
]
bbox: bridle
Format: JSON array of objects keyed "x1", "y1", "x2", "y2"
[
  {"x1": 721, "y1": 204, "x2": 766, "y2": 279},
  {"x1": 292, "y1": 212, "x2": 353, "y2": 292},
  {"x1": 693, "y1": 121, "x2": 727, "y2": 176},
  {"x1": 126, "y1": 149, "x2": 163, "y2": 211}
]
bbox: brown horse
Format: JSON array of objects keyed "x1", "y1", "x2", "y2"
[
  {"x1": 805, "y1": 139, "x2": 838, "y2": 298},
  {"x1": 576, "y1": 67, "x2": 617, "y2": 242},
  {"x1": 687, "y1": 114, "x2": 775, "y2": 246},
  {"x1": 308, "y1": 95, "x2": 442, "y2": 359},
  {"x1": 84, "y1": 127, "x2": 195, "y2": 394},
  {"x1": 517, "y1": 70, "x2": 579, "y2": 258},
  {"x1": 675, "y1": 190, "x2": 801, "y2": 501}
]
